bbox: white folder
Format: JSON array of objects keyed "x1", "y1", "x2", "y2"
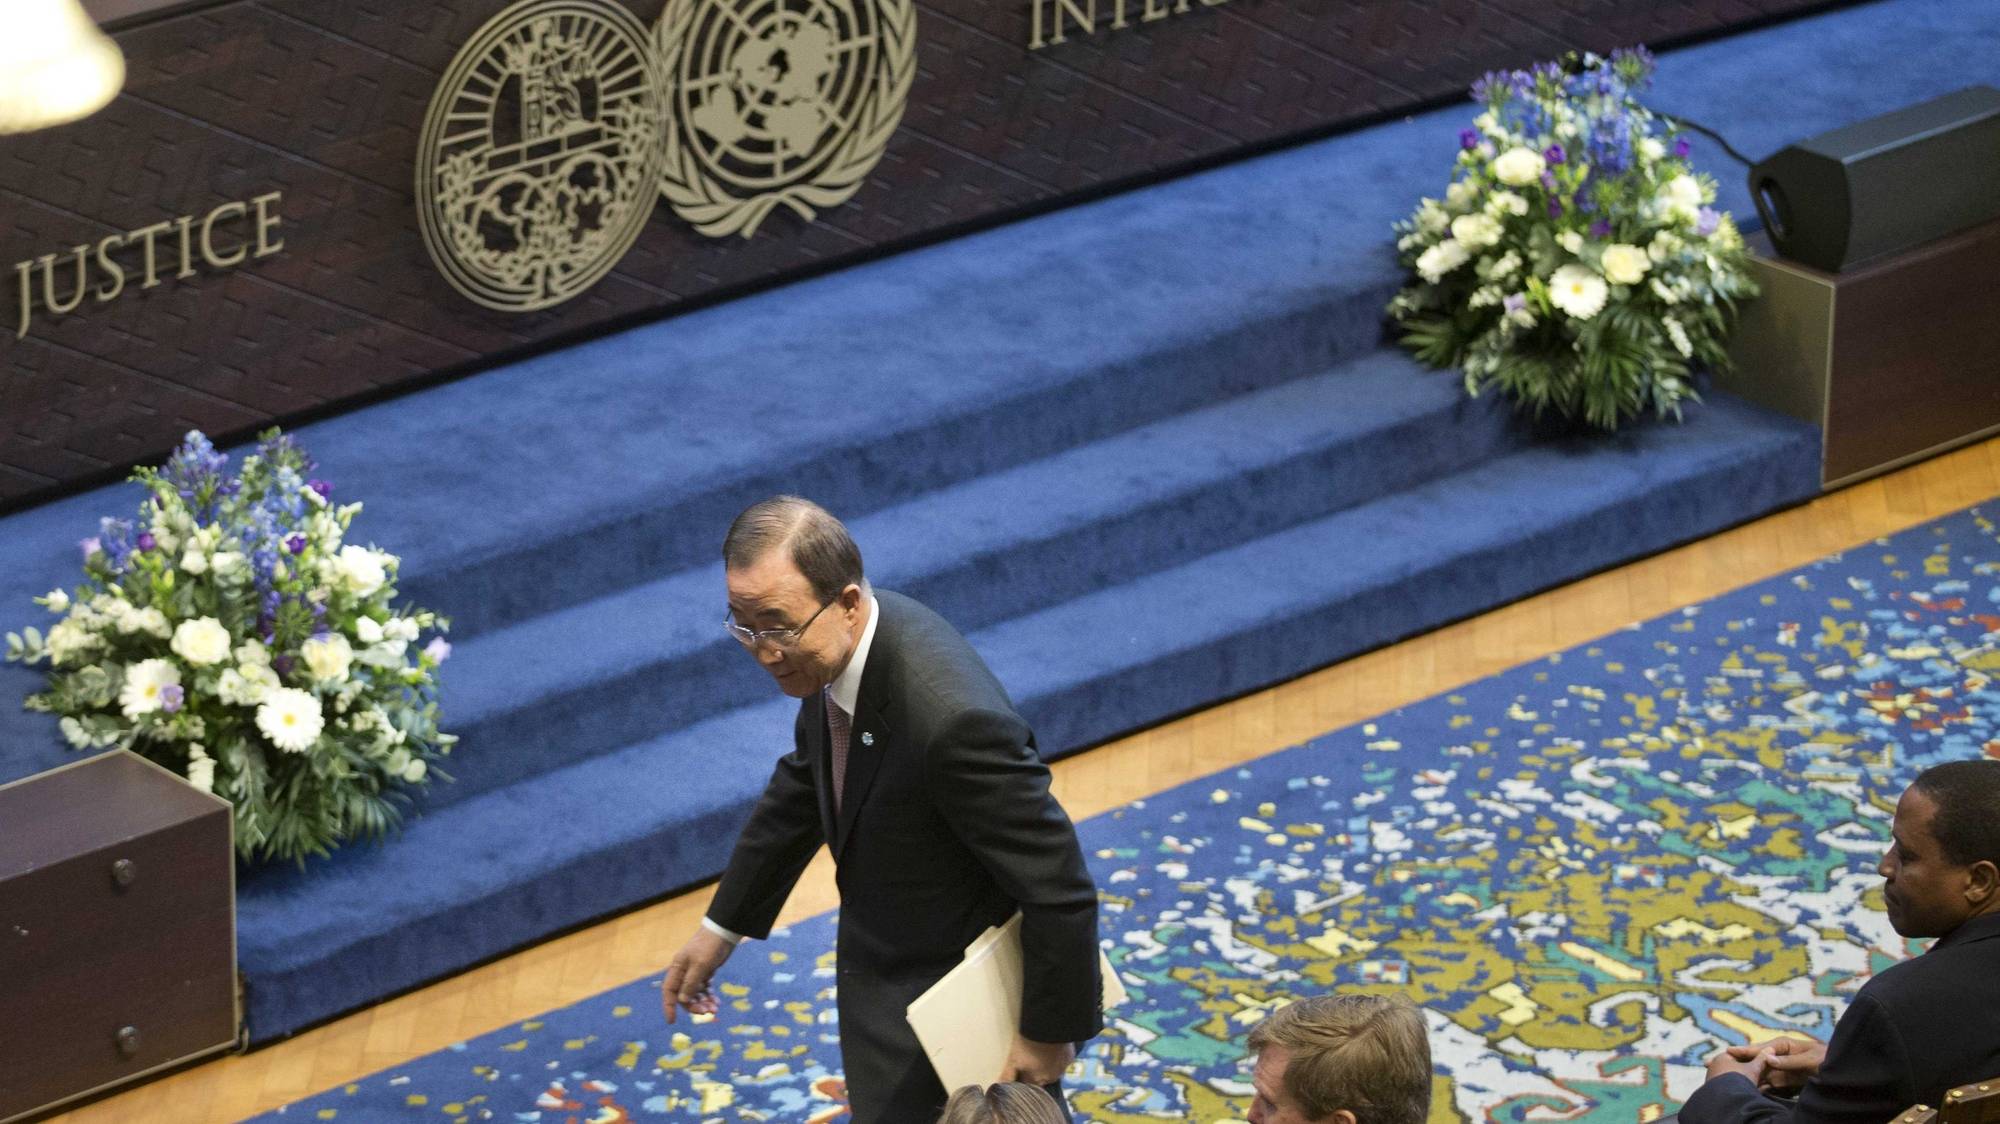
[{"x1": 905, "y1": 913, "x2": 1128, "y2": 1092}]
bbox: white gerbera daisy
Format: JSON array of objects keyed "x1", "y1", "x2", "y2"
[
  {"x1": 257, "y1": 687, "x2": 325, "y2": 753},
  {"x1": 120, "y1": 659, "x2": 183, "y2": 720},
  {"x1": 1549, "y1": 264, "x2": 1609, "y2": 320}
]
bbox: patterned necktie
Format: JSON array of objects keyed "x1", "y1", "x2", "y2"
[{"x1": 825, "y1": 687, "x2": 851, "y2": 814}]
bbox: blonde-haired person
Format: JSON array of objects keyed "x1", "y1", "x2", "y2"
[
  {"x1": 936, "y1": 1082, "x2": 1069, "y2": 1124},
  {"x1": 1246, "y1": 994, "x2": 1431, "y2": 1124}
]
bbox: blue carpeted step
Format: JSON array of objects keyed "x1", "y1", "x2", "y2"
[
  {"x1": 234, "y1": 388, "x2": 1816, "y2": 1042},
  {"x1": 427, "y1": 351, "x2": 1525, "y2": 812}
]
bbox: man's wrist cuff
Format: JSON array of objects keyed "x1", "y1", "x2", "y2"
[{"x1": 701, "y1": 916, "x2": 746, "y2": 945}]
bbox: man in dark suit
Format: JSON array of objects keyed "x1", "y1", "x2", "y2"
[
  {"x1": 660, "y1": 496, "x2": 1103, "y2": 1122},
  {"x1": 1676, "y1": 758, "x2": 2000, "y2": 1123}
]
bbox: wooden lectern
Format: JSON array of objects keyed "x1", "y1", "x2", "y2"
[{"x1": 0, "y1": 751, "x2": 237, "y2": 1122}]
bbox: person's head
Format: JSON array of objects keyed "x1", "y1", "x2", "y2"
[
  {"x1": 934, "y1": 1082, "x2": 1067, "y2": 1124},
  {"x1": 1879, "y1": 759, "x2": 2000, "y2": 938},
  {"x1": 1244, "y1": 994, "x2": 1430, "y2": 1124},
  {"x1": 722, "y1": 496, "x2": 869, "y2": 698}
]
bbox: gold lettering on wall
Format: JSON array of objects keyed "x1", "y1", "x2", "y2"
[
  {"x1": 11, "y1": 191, "x2": 283, "y2": 340},
  {"x1": 1028, "y1": 0, "x2": 1225, "y2": 49}
]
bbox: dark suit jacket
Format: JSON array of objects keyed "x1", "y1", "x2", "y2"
[
  {"x1": 708, "y1": 589, "x2": 1103, "y2": 1045},
  {"x1": 1678, "y1": 910, "x2": 2000, "y2": 1123}
]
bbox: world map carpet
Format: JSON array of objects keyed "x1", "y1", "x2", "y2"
[{"x1": 255, "y1": 504, "x2": 2000, "y2": 1122}]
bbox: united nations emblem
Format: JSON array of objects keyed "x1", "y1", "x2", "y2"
[
  {"x1": 654, "y1": 0, "x2": 915, "y2": 237},
  {"x1": 416, "y1": 0, "x2": 665, "y2": 312}
]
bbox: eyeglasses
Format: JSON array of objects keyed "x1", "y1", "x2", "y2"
[{"x1": 724, "y1": 597, "x2": 836, "y2": 651}]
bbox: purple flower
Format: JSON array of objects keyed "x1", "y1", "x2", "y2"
[
  {"x1": 308, "y1": 478, "x2": 333, "y2": 500},
  {"x1": 1503, "y1": 293, "x2": 1527, "y2": 313},
  {"x1": 1460, "y1": 128, "x2": 1480, "y2": 150},
  {"x1": 424, "y1": 636, "x2": 453, "y2": 665},
  {"x1": 1543, "y1": 144, "x2": 1566, "y2": 165},
  {"x1": 136, "y1": 532, "x2": 156, "y2": 552},
  {"x1": 272, "y1": 654, "x2": 294, "y2": 677},
  {"x1": 1540, "y1": 169, "x2": 1558, "y2": 191},
  {"x1": 1673, "y1": 137, "x2": 1692, "y2": 158},
  {"x1": 1590, "y1": 219, "x2": 1613, "y2": 238},
  {"x1": 1696, "y1": 207, "x2": 1722, "y2": 236},
  {"x1": 78, "y1": 536, "x2": 101, "y2": 560},
  {"x1": 286, "y1": 533, "x2": 308, "y2": 555},
  {"x1": 1547, "y1": 199, "x2": 1565, "y2": 218},
  {"x1": 159, "y1": 684, "x2": 185, "y2": 714}
]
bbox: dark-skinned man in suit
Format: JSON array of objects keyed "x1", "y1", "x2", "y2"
[{"x1": 1675, "y1": 758, "x2": 2000, "y2": 1123}]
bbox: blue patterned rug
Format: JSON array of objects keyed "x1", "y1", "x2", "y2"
[{"x1": 254, "y1": 505, "x2": 2000, "y2": 1123}]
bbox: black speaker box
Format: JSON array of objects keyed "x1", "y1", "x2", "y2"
[{"x1": 1749, "y1": 85, "x2": 2000, "y2": 272}]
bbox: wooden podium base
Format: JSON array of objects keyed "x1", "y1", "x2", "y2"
[
  {"x1": 0, "y1": 752, "x2": 237, "y2": 1123},
  {"x1": 1723, "y1": 217, "x2": 2000, "y2": 489}
]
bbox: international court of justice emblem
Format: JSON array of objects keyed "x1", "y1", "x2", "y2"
[
  {"x1": 416, "y1": 0, "x2": 666, "y2": 312},
  {"x1": 654, "y1": 0, "x2": 915, "y2": 237}
]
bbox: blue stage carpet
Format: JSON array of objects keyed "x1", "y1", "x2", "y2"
[{"x1": 251, "y1": 504, "x2": 2000, "y2": 1122}]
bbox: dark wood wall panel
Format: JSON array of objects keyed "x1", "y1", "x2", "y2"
[{"x1": 0, "y1": 0, "x2": 1837, "y2": 507}]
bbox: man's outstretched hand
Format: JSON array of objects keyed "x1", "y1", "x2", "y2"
[{"x1": 661, "y1": 926, "x2": 735, "y2": 1024}]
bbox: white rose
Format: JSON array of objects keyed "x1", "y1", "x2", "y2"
[
  {"x1": 1415, "y1": 239, "x2": 1471, "y2": 283},
  {"x1": 301, "y1": 633, "x2": 354, "y2": 683},
  {"x1": 335, "y1": 545, "x2": 389, "y2": 597},
  {"x1": 1450, "y1": 213, "x2": 1505, "y2": 252},
  {"x1": 180, "y1": 550, "x2": 209, "y2": 575},
  {"x1": 1491, "y1": 146, "x2": 1546, "y2": 187},
  {"x1": 1658, "y1": 174, "x2": 1705, "y2": 220},
  {"x1": 119, "y1": 658, "x2": 182, "y2": 720},
  {"x1": 1600, "y1": 244, "x2": 1651, "y2": 286},
  {"x1": 170, "y1": 617, "x2": 233, "y2": 666},
  {"x1": 1558, "y1": 231, "x2": 1584, "y2": 255},
  {"x1": 1549, "y1": 264, "x2": 1609, "y2": 320},
  {"x1": 256, "y1": 687, "x2": 325, "y2": 753},
  {"x1": 210, "y1": 551, "x2": 246, "y2": 577}
]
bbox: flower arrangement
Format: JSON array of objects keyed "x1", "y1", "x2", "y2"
[
  {"x1": 4, "y1": 430, "x2": 455, "y2": 864},
  {"x1": 1387, "y1": 48, "x2": 1759, "y2": 430}
]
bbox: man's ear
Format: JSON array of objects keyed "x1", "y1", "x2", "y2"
[
  {"x1": 1966, "y1": 859, "x2": 2000, "y2": 908},
  {"x1": 1321, "y1": 1111, "x2": 1359, "y2": 1124}
]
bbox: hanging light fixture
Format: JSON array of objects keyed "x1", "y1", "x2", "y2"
[{"x1": 0, "y1": 0, "x2": 126, "y2": 135}]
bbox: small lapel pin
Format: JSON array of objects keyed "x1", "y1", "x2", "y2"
[{"x1": 860, "y1": 732, "x2": 874, "y2": 747}]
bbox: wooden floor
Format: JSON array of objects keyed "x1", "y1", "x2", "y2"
[{"x1": 48, "y1": 435, "x2": 2000, "y2": 1124}]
